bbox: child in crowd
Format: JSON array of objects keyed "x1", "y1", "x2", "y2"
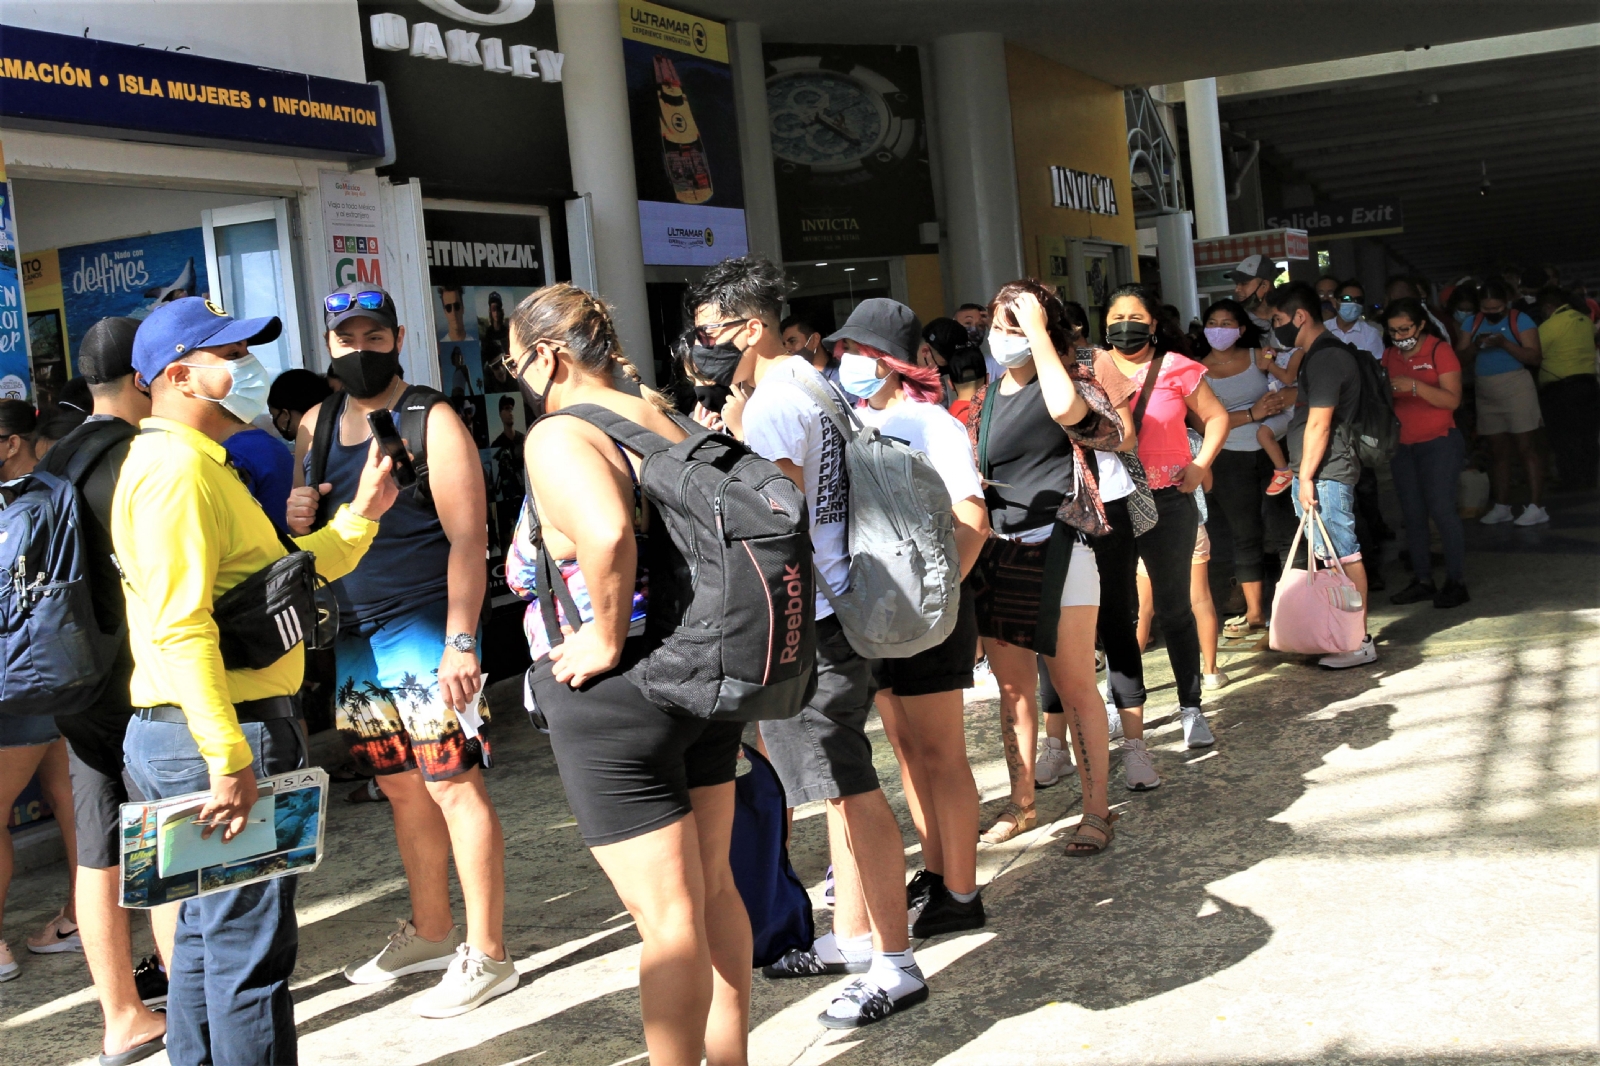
[{"x1": 1255, "y1": 345, "x2": 1302, "y2": 494}]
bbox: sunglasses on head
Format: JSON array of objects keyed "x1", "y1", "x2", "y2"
[{"x1": 325, "y1": 290, "x2": 387, "y2": 314}]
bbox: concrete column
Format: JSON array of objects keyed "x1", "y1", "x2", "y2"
[
  {"x1": 552, "y1": 0, "x2": 653, "y2": 384},
  {"x1": 932, "y1": 32, "x2": 1024, "y2": 306},
  {"x1": 1155, "y1": 211, "x2": 1200, "y2": 327},
  {"x1": 727, "y1": 21, "x2": 783, "y2": 265},
  {"x1": 1183, "y1": 77, "x2": 1229, "y2": 240}
]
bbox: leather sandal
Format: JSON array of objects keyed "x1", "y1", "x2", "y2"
[
  {"x1": 1062, "y1": 812, "x2": 1118, "y2": 857},
  {"x1": 980, "y1": 801, "x2": 1036, "y2": 845}
]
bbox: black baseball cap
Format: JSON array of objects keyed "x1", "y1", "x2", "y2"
[
  {"x1": 1229, "y1": 254, "x2": 1279, "y2": 283},
  {"x1": 77, "y1": 317, "x2": 140, "y2": 384},
  {"x1": 822, "y1": 298, "x2": 921, "y2": 361},
  {"x1": 324, "y1": 282, "x2": 399, "y2": 332}
]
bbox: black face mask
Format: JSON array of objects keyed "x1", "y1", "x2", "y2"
[
  {"x1": 1273, "y1": 319, "x2": 1302, "y2": 349},
  {"x1": 1481, "y1": 310, "x2": 1506, "y2": 324},
  {"x1": 1105, "y1": 320, "x2": 1153, "y2": 354},
  {"x1": 693, "y1": 383, "x2": 732, "y2": 413},
  {"x1": 689, "y1": 340, "x2": 744, "y2": 386},
  {"x1": 330, "y1": 349, "x2": 401, "y2": 399}
]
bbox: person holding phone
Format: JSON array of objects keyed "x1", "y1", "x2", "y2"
[{"x1": 285, "y1": 284, "x2": 512, "y2": 1018}]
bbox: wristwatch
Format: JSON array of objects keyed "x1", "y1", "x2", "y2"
[{"x1": 446, "y1": 633, "x2": 477, "y2": 653}]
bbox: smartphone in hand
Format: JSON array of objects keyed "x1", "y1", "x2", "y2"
[{"x1": 366, "y1": 409, "x2": 418, "y2": 488}]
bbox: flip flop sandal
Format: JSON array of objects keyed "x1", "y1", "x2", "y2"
[
  {"x1": 99, "y1": 1032, "x2": 165, "y2": 1066},
  {"x1": 979, "y1": 801, "x2": 1036, "y2": 845},
  {"x1": 1223, "y1": 617, "x2": 1268, "y2": 640},
  {"x1": 1062, "y1": 812, "x2": 1118, "y2": 857}
]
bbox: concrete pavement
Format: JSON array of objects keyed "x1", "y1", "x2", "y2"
[{"x1": 1, "y1": 493, "x2": 1596, "y2": 1066}]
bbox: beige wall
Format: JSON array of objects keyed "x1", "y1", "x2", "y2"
[{"x1": 1005, "y1": 45, "x2": 1139, "y2": 280}]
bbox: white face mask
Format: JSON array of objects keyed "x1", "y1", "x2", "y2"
[{"x1": 988, "y1": 331, "x2": 1032, "y2": 368}]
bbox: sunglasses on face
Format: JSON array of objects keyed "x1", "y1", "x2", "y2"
[
  {"x1": 1339, "y1": 294, "x2": 1363, "y2": 303},
  {"x1": 325, "y1": 290, "x2": 387, "y2": 314},
  {"x1": 693, "y1": 319, "x2": 749, "y2": 346},
  {"x1": 442, "y1": 300, "x2": 463, "y2": 313}
]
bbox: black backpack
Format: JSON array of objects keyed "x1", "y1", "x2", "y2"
[
  {"x1": 307, "y1": 385, "x2": 449, "y2": 518},
  {"x1": 1338, "y1": 340, "x2": 1402, "y2": 467},
  {"x1": 1, "y1": 421, "x2": 135, "y2": 717},
  {"x1": 531, "y1": 405, "x2": 816, "y2": 722}
]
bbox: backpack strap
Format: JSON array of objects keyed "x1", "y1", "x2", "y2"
[
  {"x1": 51, "y1": 420, "x2": 138, "y2": 487},
  {"x1": 788, "y1": 369, "x2": 863, "y2": 441},
  {"x1": 1131, "y1": 353, "x2": 1166, "y2": 433},
  {"x1": 975, "y1": 381, "x2": 1001, "y2": 482},
  {"x1": 394, "y1": 385, "x2": 448, "y2": 504},
  {"x1": 306, "y1": 390, "x2": 345, "y2": 489},
  {"x1": 538, "y1": 403, "x2": 678, "y2": 459}
]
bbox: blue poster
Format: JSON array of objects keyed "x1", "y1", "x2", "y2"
[
  {"x1": 59, "y1": 228, "x2": 211, "y2": 365},
  {"x1": 0, "y1": 173, "x2": 27, "y2": 401}
]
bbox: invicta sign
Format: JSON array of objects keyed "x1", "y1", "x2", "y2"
[{"x1": 1050, "y1": 166, "x2": 1119, "y2": 216}]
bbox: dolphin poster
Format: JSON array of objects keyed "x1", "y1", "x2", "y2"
[{"x1": 56, "y1": 227, "x2": 210, "y2": 372}]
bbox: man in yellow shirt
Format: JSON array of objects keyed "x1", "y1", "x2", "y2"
[
  {"x1": 113, "y1": 297, "x2": 397, "y2": 1066},
  {"x1": 1536, "y1": 286, "x2": 1599, "y2": 491}
]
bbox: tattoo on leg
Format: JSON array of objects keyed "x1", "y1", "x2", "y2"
[{"x1": 1000, "y1": 700, "x2": 1024, "y2": 791}]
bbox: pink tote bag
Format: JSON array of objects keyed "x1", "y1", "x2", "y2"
[{"x1": 1268, "y1": 510, "x2": 1366, "y2": 655}]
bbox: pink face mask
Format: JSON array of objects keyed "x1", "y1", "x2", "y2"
[{"x1": 1205, "y1": 326, "x2": 1242, "y2": 351}]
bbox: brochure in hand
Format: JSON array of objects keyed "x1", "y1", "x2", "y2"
[{"x1": 119, "y1": 768, "x2": 328, "y2": 909}]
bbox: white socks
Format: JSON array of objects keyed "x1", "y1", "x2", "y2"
[
  {"x1": 813, "y1": 930, "x2": 872, "y2": 966},
  {"x1": 864, "y1": 948, "x2": 924, "y2": 1002}
]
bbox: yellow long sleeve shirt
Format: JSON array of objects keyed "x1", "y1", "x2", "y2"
[{"x1": 111, "y1": 417, "x2": 378, "y2": 776}]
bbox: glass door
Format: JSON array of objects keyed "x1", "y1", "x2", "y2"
[{"x1": 201, "y1": 200, "x2": 303, "y2": 375}]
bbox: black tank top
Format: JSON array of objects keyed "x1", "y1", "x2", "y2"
[
  {"x1": 318, "y1": 400, "x2": 451, "y2": 628},
  {"x1": 984, "y1": 376, "x2": 1076, "y2": 534}
]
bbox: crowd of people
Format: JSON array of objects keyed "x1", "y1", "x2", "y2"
[{"x1": 0, "y1": 246, "x2": 1591, "y2": 1066}]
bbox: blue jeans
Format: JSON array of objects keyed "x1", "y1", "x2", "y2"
[
  {"x1": 1390, "y1": 430, "x2": 1466, "y2": 585},
  {"x1": 1290, "y1": 478, "x2": 1361, "y2": 562},
  {"x1": 124, "y1": 716, "x2": 306, "y2": 1066}
]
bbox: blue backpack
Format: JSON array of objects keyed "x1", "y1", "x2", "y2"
[
  {"x1": 0, "y1": 459, "x2": 125, "y2": 717},
  {"x1": 730, "y1": 744, "x2": 814, "y2": 967}
]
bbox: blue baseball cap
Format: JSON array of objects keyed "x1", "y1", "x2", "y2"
[{"x1": 132, "y1": 297, "x2": 282, "y2": 382}]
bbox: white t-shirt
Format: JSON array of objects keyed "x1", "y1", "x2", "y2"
[
  {"x1": 1093, "y1": 450, "x2": 1136, "y2": 502},
  {"x1": 743, "y1": 357, "x2": 851, "y2": 617},
  {"x1": 1327, "y1": 317, "x2": 1385, "y2": 362},
  {"x1": 857, "y1": 400, "x2": 982, "y2": 507}
]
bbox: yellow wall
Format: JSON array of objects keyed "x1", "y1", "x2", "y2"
[
  {"x1": 1005, "y1": 46, "x2": 1139, "y2": 280},
  {"x1": 903, "y1": 253, "x2": 944, "y2": 325}
]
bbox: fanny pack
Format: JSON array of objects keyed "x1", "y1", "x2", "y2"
[{"x1": 211, "y1": 530, "x2": 337, "y2": 670}]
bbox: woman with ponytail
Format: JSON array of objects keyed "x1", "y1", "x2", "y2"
[
  {"x1": 828, "y1": 299, "x2": 992, "y2": 935},
  {"x1": 503, "y1": 283, "x2": 752, "y2": 1065}
]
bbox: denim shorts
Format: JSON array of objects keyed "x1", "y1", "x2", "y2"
[
  {"x1": 1291, "y1": 477, "x2": 1361, "y2": 563},
  {"x1": 0, "y1": 714, "x2": 61, "y2": 749}
]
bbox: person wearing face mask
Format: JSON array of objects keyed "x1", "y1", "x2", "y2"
[
  {"x1": 1325, "y1": 279, "x2": 1393, "y2": 576},
  {"x1": 1093, "y1": 285, "x2": 1230, "y2": 789},
  {"x1": 964, "y1": 280, "x2": 1126, "y2": 853},
  {"x1": 266, "y1": 368, "x2": 333, "y2": 444},
  {"x1": 287, "y1": 284, "x2": 510, "y2": 1017},
  {"x1": 1272, "y1": 281, "x2": 1377, "y2": 668},
  {"x1": 1535, "y1": 284, "x2": 1600, "y2": 493},
  {"x1": 828, "y1": 300, "x2": 991, "y2": 936},
  {"x1": 1381, "y1": 299, "x2": 1468, "y2": 608},
  {"x1": 1455, "y1": 278, "x2": 1545, "y2": 526},
  {"x1": 1326, "y1": 281, "x2": 1385, "y2": 362},
  {"x1": 114, "y1": 297, "x2": 398, "y2": 1065},
  {"x1": 780, "y1": 313, "x2": 840, "y2": 387},
  {"x1": 954, "y1": 303, "x2": 1001, "y2": 381},
  {"x1": 1199, "y1": 299, "x2": 1297, "y2": 642},
  {"x1": 1230, "y1": 254, "x2": 1280, "y2": 337}
]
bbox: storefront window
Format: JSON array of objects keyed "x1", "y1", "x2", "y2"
[{"x1": 212, "y1": 218, "x2": 291, "y2": 374}]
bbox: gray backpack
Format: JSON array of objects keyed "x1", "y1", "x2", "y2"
[{"x1": 791, "y1": 371, "x2": 960, "y2": 659}]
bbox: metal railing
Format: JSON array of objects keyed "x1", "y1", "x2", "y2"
[{"x1": 1125, "y1": 87, "x2": 1186, "y2": 218}]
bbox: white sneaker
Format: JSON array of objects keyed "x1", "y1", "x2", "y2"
[
  {"x1": 1479, "y1": 504, "x2": 1514, "y2": 525},
  {"x1": 1034, "y1": 737, "x2": 1073, "y2": 787},
  {"x1": 1120, "y1": 738, "x2": 1161, "y2": 791},
  {"x1": 0, "y1": 940, "x2": 18, "y2": 982},
  {"x1": 1202, "y1": 671, "x2": 1229, "y2": 691},
  {"x1": 26, "y1": 909, "x2": 82, "y2": 954},
  {"x1": 345, "y1": 919, "x2": 462, "y2": 984},
  {"x1": 1318, "y1": 635, "x2": 1377, "y2": 669},
  {"x1": 1106, "y1": 695, "x2": 1124, "y2": 742},
  {"x1": 1181, "y1": 706, "x2": 1216, "y2": 748},
  {"x1": 1514, "y1": 504, "x2": 1549, "y2": 526},
  {"x1": 414, "y1": 943, "x2": 519, "y2": 1018}
]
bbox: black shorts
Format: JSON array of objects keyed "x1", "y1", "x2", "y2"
[
  {"x1": 530, "y1": 641, "x2": 744, "y2": 848},
  {"x1": 872, "y1": 581, "x2": 978, "y2": 697},
  {"x1": 760, "y1": 614, "x2": 880, "y2": 806},
  {"x1": 54, "y1": 663, "x2": 139, "y2": 870}
]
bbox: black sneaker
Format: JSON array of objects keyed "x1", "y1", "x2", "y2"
[
  {"x1": 911, "y1": 887, "x2": 986, "y2": 938},
  {"x1": 1390, "y1": 580, "x2": 1437, "y2": 605},
  {"x1": 133, "y1": 954, "x2": 167, "y2": 1007},
  {"x1": 1433, "y1": 580, "x2": 1471, "y2": 609},
  {"x1": 904, "y1": 869, "x2": 943, "y2": 911},
  {"x1": 818, "y1": 973, "x2": 928, "y2": 1029},
  {"x1": 761, "y1": 947, "x2": 868, "y2": 980}
]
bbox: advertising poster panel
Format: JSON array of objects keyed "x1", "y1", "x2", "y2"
[
  {"x1": 763, "y1": 44, "x2": 938, "y2": 261},
  {"x1": 53, "y1": 228, "x2": 210, "y2": 367},
  {"x1": 319, "y1": 171, "x2": 389, "y2": 290},
  {"x1": 0, "y1": 145, "x2": 27, "y2": 401},
  {"x1": 621, "y1": 2, "x2": 747, "y2": 265}
]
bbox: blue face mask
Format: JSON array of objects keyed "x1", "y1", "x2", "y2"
[
  {"x1": 1336, "y1": 302, "x2": 1363, "y2": 323},
  {"x1": 837, "y1": 352, "x2": 888, "y2": 399},
  {"x1": 181, "y1": 353, "x2": 271, "y2": 424}
]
